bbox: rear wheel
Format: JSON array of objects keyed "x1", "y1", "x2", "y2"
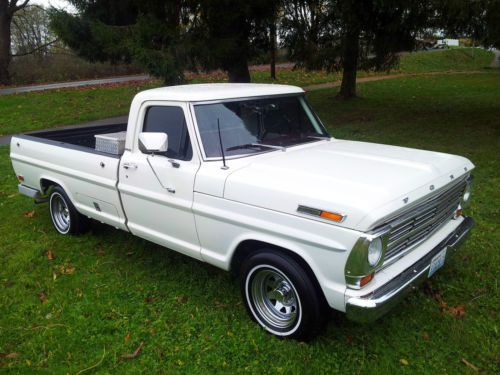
[
  {"x1": 49, "y1": 186, "x2": 88, "y2": 235},
  {"x1": 241, "y1": 250, "x2": 326, "y2": 340}
]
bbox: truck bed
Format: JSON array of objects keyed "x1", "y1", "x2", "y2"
[
  {"x1": 18, "y1": 123, "x2": 127, "y2": 157},
  {"x1": 11, "y1": 123, "x2": 129, "y2": 231}
]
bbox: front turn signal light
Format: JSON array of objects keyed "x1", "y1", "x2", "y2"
[
  {"x1": 360, "y1": 273, "x2": 374, "y2": 287},
  {"x1": 454, "y1": 208, "x2": 463, "y2": 219},
  {"x1": 319, "y1": 211, "x2": 344, "y2": 222}
]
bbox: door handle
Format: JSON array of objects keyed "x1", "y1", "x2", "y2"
[
  {"x1": 168, "y1": 159, "x2": 180, "y2": 168},
  {"x1": 122, "y1": 162, "x2": 138, "y2": 170}
]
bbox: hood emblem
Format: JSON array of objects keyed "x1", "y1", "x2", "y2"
[
  {"x1": 403, "y1": 197, "x2": 409, "y2": 204},
  {"x1": 429, "y1": 185, "x2": 435, "y2": 191}
]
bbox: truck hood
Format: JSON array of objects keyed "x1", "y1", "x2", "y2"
[{"x1": 223, "y1": 139, "x2": 474, "y2": 231}]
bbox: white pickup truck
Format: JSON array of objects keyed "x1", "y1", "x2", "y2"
[{"x1": 10, "y1": 83, "x2": 474, "y2": 339}]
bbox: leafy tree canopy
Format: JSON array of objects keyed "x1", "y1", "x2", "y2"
[{"x1": 50, "y1": 0, "x2": 275, "y2": 84}]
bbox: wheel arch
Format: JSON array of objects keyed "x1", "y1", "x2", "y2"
[
  {"x1": 230, "y1": 239, "x2": 329, "y2": 307},
  {"x1": 39, "y1": 177, "x2": 80, "y2": 213},
  {"x1": 40, "y1": 177, "x2": 59, "y2": 195},
  {"x1": 39, "y1": 177, "x2": 73, "y2": 201}
]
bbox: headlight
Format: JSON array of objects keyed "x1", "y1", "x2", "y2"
[
  {"x1": 345, "y1": 230, "x2": 389, "y2": 289},
  {"x1": 368, "y1": 238, "x2": 383, "y2": 266}
]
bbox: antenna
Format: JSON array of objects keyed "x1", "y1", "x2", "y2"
[{"x1": 217, "y1": 118, "x2": 229, "y2": 170}]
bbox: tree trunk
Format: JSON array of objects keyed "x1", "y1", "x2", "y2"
[
  {"x1": 338, "y1": 29, "x2": 360, "y2": 100},
  {"x1": 270, "y1": 20, "x2": 276, "y2": 80},
  {"x1": 227, "y1": 59, "x2": 251, "y2": 83},
  {"x1": 0, "y1": 11, "x2": 12, "y2": 85}
]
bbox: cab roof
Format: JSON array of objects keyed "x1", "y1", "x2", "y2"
[{"x1": 134, "y1": 83, "x2": 304, "y2": 103}]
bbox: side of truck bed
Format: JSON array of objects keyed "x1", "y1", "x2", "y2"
[
  {"x1": 10, "y1": 124, "x2": 129, "y2": 231},
  {"x1": 17, "y1": 123, "x2": 127, "y2": 157}
]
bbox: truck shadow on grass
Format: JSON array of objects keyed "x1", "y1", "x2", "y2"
[{"x1": 81, "y1": 218, "x2": 414, "y2": 338}]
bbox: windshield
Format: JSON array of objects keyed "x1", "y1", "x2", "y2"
[{"x1": 193, "y1": 95, "x2": 330, "y2": 158}]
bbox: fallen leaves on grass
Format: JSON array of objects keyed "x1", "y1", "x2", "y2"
[
  {"x1": 447, "y1": 304, "x2": 466, "y2": 318},
  {"x1": 400, "y1": 358, "x2": 409, "y2": 366},
  {"x1": 424, "y1": 281, "x2": 466, "y2": 318},
  {"x1": 438, "y1": 301, "x2": 466, "y2": 318},
  {"x1": 124, "y1": 332, "x2": 131, "y2": 343},
  {"x1": 144, "y1": 297, "x2": 158, "y2": 303},
  {"x1": 0, "y1": 353, "x2": 19, "y2": 359},
  {"x1": 461, "y1": 358, "x2": 479, "y2": 372},
  {"x1": 345, "y1": 335, "x2": 353, "y2": 344},
  {"x1": 424, "y1": 281, "x2": 443, "y2": 302},
  {"x1": 120, "y1": 342, "x2": 144, "y2": 360},
  {"x1": 57, "y1": 265, "x2": 75, "y2": 275},
  {"x1": 23, "y1": 210, "x2": 35, "y2": 218},
  {"x1": 38, "y1": 291, "x2": 47, "y2": 304},
  {"x1": 46, "y1": 250, "x2": 55, "y2": 260}
]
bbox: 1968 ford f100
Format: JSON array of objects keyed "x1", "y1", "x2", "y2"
[{"x1": 10, "y1": 83, "x2": 474, "y2": 339}]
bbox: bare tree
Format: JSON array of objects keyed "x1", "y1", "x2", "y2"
[
  {"x1": 11, "y1": 4, "x2": 56, "y2": 58},
  {"x1": 0, "y1": 0, "x2": 30, "y2": 84}
]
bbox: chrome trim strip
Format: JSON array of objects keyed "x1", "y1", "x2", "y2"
[
  {"x1": 345, "y1": 217, "x2": 474, "y2": 323},
  {"x1": 191, "y1": 92, "x2": 305, "y2": 106},
  {"x1": 297, "y1": 205, "x2": 347, "y2": 223}
]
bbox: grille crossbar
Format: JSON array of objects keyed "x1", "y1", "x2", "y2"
[{"x1": 383, "y1": 179, "x2": 466, "y2": 263}]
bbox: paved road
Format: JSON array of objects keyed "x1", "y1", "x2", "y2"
[
  {"x1": 0, "y1": 75, "x2": 151, "y2": 95},
  {"x1": 0, "y1": 63, "x2": 295, "y2": 95},
  {"x1": 1, "y1": 49, "x2": 497, "y2": 95}
]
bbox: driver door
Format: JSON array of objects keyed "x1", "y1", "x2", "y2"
[{"x1": 118, "y1": 102, "x2": 202, "y2": 259}]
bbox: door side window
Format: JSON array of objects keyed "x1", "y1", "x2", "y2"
[{"x1": 142, "y1": 106, "x2": 193, "y2": 161}]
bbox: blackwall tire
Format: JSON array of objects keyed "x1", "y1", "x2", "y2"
[
  {"x1": 240, "y1": 249, "x2": 326, "y2": 340},
  {"x1": 49, "y1": 186, "x2": 88, "y2": 235}
]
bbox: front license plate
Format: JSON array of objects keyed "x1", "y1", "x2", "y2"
[{"x1": 428, "y1": 249, "x2": 447, "y2": 278}]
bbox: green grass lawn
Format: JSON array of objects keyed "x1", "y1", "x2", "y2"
[
  {"x1": 0, "y1": 48, "x2": 494, "y2": 136},
  {"x1": 1, "y1": 72, "x2": 498, "y2": 373},
  {"x1": 399, "y1": 48, "x2": 493, "y2": 73}
]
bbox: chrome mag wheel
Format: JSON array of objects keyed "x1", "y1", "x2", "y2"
[
  {"x1": 50, "y1": 192, "x2": 71, "y2": 234},
  {"x1": 246, "y1": 265, "x2": 301, "y2": 334}
]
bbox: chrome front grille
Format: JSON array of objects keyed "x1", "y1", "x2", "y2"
[{"x1": 383, "y1": 178, "x2": 467, "y2": 263}]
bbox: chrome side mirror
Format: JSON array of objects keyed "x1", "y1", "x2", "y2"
[{"x1": 138, "y1": 132, "x2": 168, "y2": 153}]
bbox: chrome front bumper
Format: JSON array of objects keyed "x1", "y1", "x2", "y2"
[{"x1": 345, "y1": 217, "x2": 475, "y2": 323}]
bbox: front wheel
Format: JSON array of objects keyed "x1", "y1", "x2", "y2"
[{"x1": 241, "y1": 250, "x2": 326, "y2": 340}]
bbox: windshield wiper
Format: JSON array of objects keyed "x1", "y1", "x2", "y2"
[{"x1": 226, "y1": 143, "x2": 286, "y2": 152}]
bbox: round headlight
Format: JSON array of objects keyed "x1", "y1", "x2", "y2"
[{"x1": 368, "y1": 237, "x2": 383, "y2": 266}]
